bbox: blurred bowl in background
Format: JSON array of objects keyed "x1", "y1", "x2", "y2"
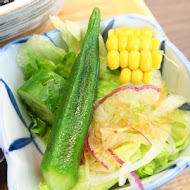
[{"x1": 0, "y1": 0, "x2": 66, "y2": 45}]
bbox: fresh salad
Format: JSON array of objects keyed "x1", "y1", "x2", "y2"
[{"x1": 16, "y1": 8, "x2": 190, "y2": 190}]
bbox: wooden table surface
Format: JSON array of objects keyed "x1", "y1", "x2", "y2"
[{"x1": 0, "y1": 0, "x2": 190, "y2": 190}]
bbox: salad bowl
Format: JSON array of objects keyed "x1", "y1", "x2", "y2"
[{"x1": 0, "y1": 14, "x2": 190, "y2": 190}]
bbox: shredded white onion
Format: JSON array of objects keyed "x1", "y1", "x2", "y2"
[
  {"x1": 126, "y1": 172, "x2": 137, "y2": 189},
  {"x1": 119, "y1": 141, "x2": 164, "y2": 186},
  {"x1": 153, "y1": 95, "x2": 187, "y2": 117}
]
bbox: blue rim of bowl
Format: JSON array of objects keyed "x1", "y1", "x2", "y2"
[{"x1": 0, "y1": 14, "x2": 190, "y2": 189}]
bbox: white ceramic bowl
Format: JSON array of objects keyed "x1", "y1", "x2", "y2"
[
  {"x1": 0, "y1": 0, "x2": 66, "y2": 44},
  {"x1": 0, "y1": 14, "x2": 190, "y2": 190}
]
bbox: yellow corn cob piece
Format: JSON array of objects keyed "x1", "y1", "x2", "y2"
[
  {"x1": 141, "y1": 28, "x2": 152, "y2": 38},
  {"x1": 106, "y1": 35, "x2": 118, "y2": 51},
  {"x1": 118, "y1": 35, "x2": 128, "y2": 52},
  {"x1": 140, "y1": 49, "x2": 152, "y2": 72},
  {"x1": 120, "y1": 68, "x2": 131, "y2": 84},
  {"x1": 140, "y1": 37, "x2": 152, "y2": 51},
  {"x1": 119, "y1": 50, "x2": 129, "y2": 68},
  {"x1": 152, "y1": 50, "x2": 163, "y2": 69},
  {"x1": 131, "y1": 69, "x2": 143, "y2": 84},
  {"x1": 107, "y1": 50, "x2": 120, "y2": 70},
  {"x1": 127, "y1": 36, "x2": 140, "y2": 51},
  {"x1": 152, "y1": 38, "x2": 160, "y2": 51},
  {"x1": 143, "y1": 70, "x2": 153, "y2": 84},
  {"x1": 128, "y1": 50, "x2": 140, "y2": 70}
]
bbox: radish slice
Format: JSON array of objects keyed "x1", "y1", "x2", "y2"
[
  {"x1": 108, "y1": 149, "x2": 124, "y2": 165},
  {"x1": 130, "y1": 127, "x2": 152, "y2": 145},
  {"x1": 86, "y1": 136, "x2": 109, "y2": 169},
  {"x1": 130, "y1": 171, "x2": 144, "y2": 190},
  {"x1": 95, "y1": 85, "x2": 161, "y2": 109}
]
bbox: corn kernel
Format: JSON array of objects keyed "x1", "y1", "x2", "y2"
[
  {"x1": 115, "y1": 28, "x2": 125, "y2": 38},
  {"x1": 106, "y1": 35, "x2": 118, "y2": 51},
  {"x1": 152, "y1": 38, "x2": 160, "y2": 51},
  {"x1": 108, "y1": 29, "x2": 115, "y2": 37},
  {"x1": 127, "y1": 36, "x2": 140, "y2": 51},
  {"x1": 140, "y1": 37, "x2": 152, "y2": 51},
  {"x1": 129, "y1": 50, "x2": 140, "y2": 70},
  {"x1": 121, "y1": 27, "x2": 134, "y2": 36},
  {"x1": 119, "y1": 50, "x2": 129, "y2": 68},
  {"x1": 141, "y1": 28, "x2": 152, "y2": 38},
  {"x1": 120, "y1": 68, "x2": 131, "y2": 84},
  {"x1": 133, "y1": 28, "x2": 141, "y2": 37},
  {"x1": 131, "y1": 69, "x2": 143, "y2": 84},
  {"x1": 118, "y1": 35, "x2": 128, "y2": 52},
  {"x1": 143, "y1": 70, "x2": 153, "y2": 84},
  {"x1": 152, "y1": 50, "x2": 163, "y2": 69},
  {"x1": 107, "y1": 50, "x2": 120, "y2": 70},
  {"x1": 140, "y1": 50, "x2": 152, "y2": 72}
]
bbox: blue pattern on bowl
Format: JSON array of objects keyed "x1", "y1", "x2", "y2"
[
  {"x1": 102, "y1": 18, "x2": 115, "y2": 42},
  {"x1": 0, "y1": 78, "x2": 43, "y2": 155},
  {"x1": 0, "y1": 14, "x2": 190, "y2": 190}
]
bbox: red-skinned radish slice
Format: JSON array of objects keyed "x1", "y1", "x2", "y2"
[
  {"x1": 108, "y1": 149, "x2": 124, "y2": 165},
  {"x1": 86, "y1": 135, "x2": 109, "y2": 169},
  {"x1": 130, "y1": 127, "x2": 152, "y2": 145},
  {"x1": 95, "y1": 85, "x2": 161, "y2": 109},
  {"x1": 130, "y1": 171, "x2": 145, "y2": 190}
]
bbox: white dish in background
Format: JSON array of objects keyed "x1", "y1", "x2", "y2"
[
  {"x1": 0, "y1": 14, "x2": 190, "y2": 190},
  {"x1": 0, "y1": 0, "x2": 65, "y2": 44}
]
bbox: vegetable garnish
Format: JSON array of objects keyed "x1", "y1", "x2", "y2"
[
  {"x1": 15, "y1": 7, "x2": 190, "y2": 190},
  {"x1": 40, "y1": 8, "x2": 101, "y2": 190},
  {"x1": 84, "y1": 84, "x2": 189, "y2": 188},
  {"x1": 106, "y1": 27, "x2": 163, "y2": 85}
]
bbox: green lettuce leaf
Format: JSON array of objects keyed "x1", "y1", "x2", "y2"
[
  {"x1": 50, "y1": 16, "x2": 84, "y2": 53},
  {"x1": 28, "y1": 112, "x2": 51, "y2": 144},
  {"x1": 97, "y1": 58, "x2": 120, "y2": 100},
  {"x1": 24, "y1": 59, "x2": 56, "y2": 79},
  {"x1": 135, "y1": 110, "x2": 190, "y2": 178},
  {"x1": 23, "y1": 51, "x2": 76, "y2": 80},
  {"x1": 17, "y1": 35, "x2": 66, "y2": 68},
  {"x1": 54, "y1": 51, "x2": 76, "y2": 79}
]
